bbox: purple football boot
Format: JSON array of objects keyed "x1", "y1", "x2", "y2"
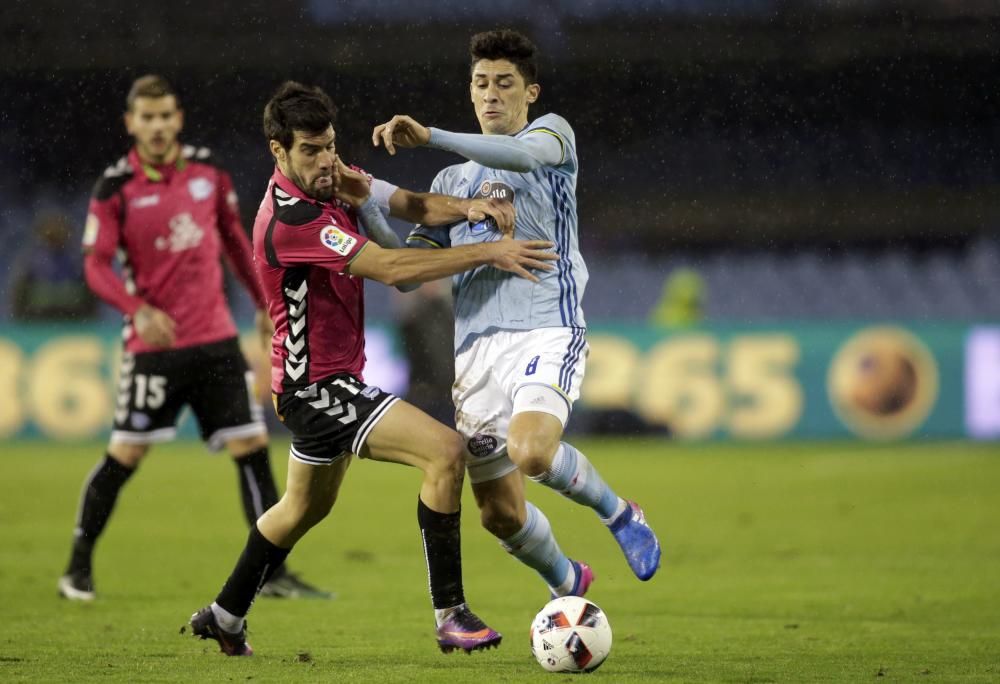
[
  {"x1": 436, "y1": 606, "x2": 502, "y2": 654},
  {"x1": 189, "y1": 606, "x2": 253, "y2": 656}
]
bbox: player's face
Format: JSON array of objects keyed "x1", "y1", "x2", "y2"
[
  {"x1": 470, "y1": 59, "x2": 540, "y2": 136},
  {"x1": 283, "y1": 127, "x2": 337, "y2": 201},
  {"x1": 125, "y1": 96, "x2": 183, "y2": 164}
]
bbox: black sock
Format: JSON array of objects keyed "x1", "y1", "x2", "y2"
[
  {"x1": 233, "y1": 447, "x2": 286, "y2": 578},
  {"x1": 66, "y1": 454, "x2": 135, "y2": 574},
  {"x1": 215, "y1": 524, "x2": 291, "y2": 618},
  {"x1": 417, "y1": 497, "x2": 465, "y2": 609},
  {"x1": 234, "y1": 447, "x2": 280, "y2": 526}
]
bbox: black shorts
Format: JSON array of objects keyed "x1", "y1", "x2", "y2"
[
  {"x1": 111, "y1": 337, "x2": 265, "y2": 450},
  {"x1": 274, "y1": 373, "x2": 399, "y2": 466}
]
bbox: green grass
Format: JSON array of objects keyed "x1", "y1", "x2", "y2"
[{"x1": 1, "y1": 439, "x2": 999, "y2": 682}]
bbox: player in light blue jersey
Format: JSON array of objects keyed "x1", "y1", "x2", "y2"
[{"x1": 372, "y1": 29, "x2": 660, "y2": 597}]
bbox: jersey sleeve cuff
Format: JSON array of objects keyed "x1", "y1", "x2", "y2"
[
  {"x1": 406, "y1": 234, "x2": 444, "y2": 249},
  {"x1": 369, "y1": 178, "x2": 398, "y2": 213}
]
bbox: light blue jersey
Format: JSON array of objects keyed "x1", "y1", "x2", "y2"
[{"x1": 407, "y1": 113, "x2": 587, "y2": 353}]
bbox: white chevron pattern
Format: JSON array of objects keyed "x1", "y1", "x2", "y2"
[
  {"x1": 284, "y1": 360, "x2": 305, "y2": 380},
  {"x1": 308, "y1": 388, "x2": 332, "y2": 410},
  {"x1": 285, "y1": 281, "x2": 307, "y2": 302},
  {"x1": 283, "y1": 278, "x2": 308, "y2": 382},
  {"x1": 115, "y1": 353, "x2": 135, "y2": 424},
  {"x1": 301, "y1": 384, "x2": 359, "y2": 425},
  {"x1": 335, "y1": 403, "x2": 357, "y2": 424}
]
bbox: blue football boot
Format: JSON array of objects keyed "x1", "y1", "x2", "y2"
[{"x1": 609, "y1": 501, "x2": 661, "y2": 581}]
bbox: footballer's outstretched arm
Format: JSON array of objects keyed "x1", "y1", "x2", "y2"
[
  {"x1": 387, "y1": 187, "x2": 515, "y2": 234},
  {"x1": 338, "y1": 158, "x2": 514, "y2": 233},
  {"x1": 354, "y1": 196, "x2": 419, "y2": 292},
  {"x1": 424, "y1": 127, "x2": 562, "y2": 172},
  {"x1": 373, "y1": 114, "x2": 562, "y2": 172},
  {"x1": 346, "y1": 237, "x2": 556, "y2": 287}
]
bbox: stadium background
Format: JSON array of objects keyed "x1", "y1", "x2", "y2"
[
  {"x1": 1, "y1": 2, "x2": 999, "y2": 682},
  {"x1": 2, "y1": 0, "x2": 999, "y2": 443}
]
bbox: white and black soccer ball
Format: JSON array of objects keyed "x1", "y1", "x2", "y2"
[{"x1": 529, "y1": 596, "x2": 612, "y2": 673}]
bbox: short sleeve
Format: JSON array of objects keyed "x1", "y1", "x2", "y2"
[{"x1": 273, "y1": 213, "x2": 370, "y2": 273}]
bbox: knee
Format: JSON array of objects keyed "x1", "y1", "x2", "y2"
[
  {"x1": 107, "y1": 443, "x2": 149, "y2": 468},
  {"x1": 480, "y1": 499, "x2": 524, "y2": 540},
  {"x1": 426, "y1": 431, "x2": 466, "y2": 486},
  {"x1": 279, "y1": 490, "x2": 334, "y2": 530},
  {"x1": 505, "y1": 432, "x2": 559, "y2": 477}
]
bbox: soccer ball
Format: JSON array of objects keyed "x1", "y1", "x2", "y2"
[{"x1": 529, "y1": 596, "x2": 613, "y2": 673}]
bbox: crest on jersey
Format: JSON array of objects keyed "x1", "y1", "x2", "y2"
[
  {"x1": 320, "y1": 225, "x2": 356, "y2": 256},
  {"x1": 478, "y1": 180, "x2": 514, "y2": 203},
  {"x1": 470, "y1": 180, "x2": 514, "y2": 235},
  {"x1": 188, "y1": 177, "x2": 214, "y2": 201}
]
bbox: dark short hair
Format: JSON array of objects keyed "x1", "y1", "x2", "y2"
[
  {"x1": 126, "y1": 75, "x2": 178, "y2": 111},
  {"x1": 470, "y1": 29, "x2": 539, "y2": 84},
  {"x1": 263, "y1": 81, "x2": 338, "y2": 151}
]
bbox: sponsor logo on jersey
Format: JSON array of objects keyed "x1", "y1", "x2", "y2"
[
  {"x1": 470, "y1": 180, "x2": 514, "y2": 235},
  {"x1": 477, "y1": 180, "x2": 514, "y2": 203},
  {"x1": 155, "y1": 212, "x2": 205, "y2": 252},
  {"x1": 467, "y1": 433, "x2": 499, "y2": 459},
  {"x1": 131, "y1": 194, "x2": 160, "y2": 209},
  {"x1": 188, "y1": 177, "x2": 214, "y2": 201},
  {"x1": 83, "y1": 213, "x2": 100, "y2": 247},
  {"x1": 320, "y1": 225, "x2": 357, "y2": 256},
  {"x1": 130, "y1": 412, "x2": 151, "y2": 430},
  {"x1": 360, "y1": 385, "x2": 381, "y2": 400}
]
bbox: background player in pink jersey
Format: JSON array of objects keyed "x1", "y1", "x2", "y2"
[
  {"x1": 58, "y1": 75, "x2": 328, "y2": 602},
  {"x1": 188, "y1": 81, "x2": 557, "y2": 656}
]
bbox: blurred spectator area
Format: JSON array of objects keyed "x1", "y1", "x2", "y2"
[
  {"x1": 360, "y1": 234, "x2": 1000, "y2": 323},
  {"x1": 611, "y1": 235, "x2": 1000, "y2": 322},
  {"x1": 1, "y1": 1, "x2": 997, "y2": 321}
]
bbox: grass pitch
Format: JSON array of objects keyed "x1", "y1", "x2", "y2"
[{"x1": 0, "y1": 439, "x2": 998, "y2": 682}]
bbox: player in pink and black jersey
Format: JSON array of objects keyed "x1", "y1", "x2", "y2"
[
  {"x1": 188, "y1": 81, "x2": 557, "y2": 656},
  {"x1": 59, "y1": 75, "x2": 328, "y2": 603}
]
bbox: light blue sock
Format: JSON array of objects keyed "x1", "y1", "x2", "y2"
[
  {"x1": 531, "y1": 442, "x2": 622, "y2": 521},
  {"x1": 500, "y1": 502, "x2": 571, "y2": 591}
]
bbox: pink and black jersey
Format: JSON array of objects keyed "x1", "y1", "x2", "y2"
[
  {"x1": 252, "y1": 168, "x2": 370, "y2": 394},
  {"x1": 82, "y1": 146, "x2": 266, "y2": 353}
]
